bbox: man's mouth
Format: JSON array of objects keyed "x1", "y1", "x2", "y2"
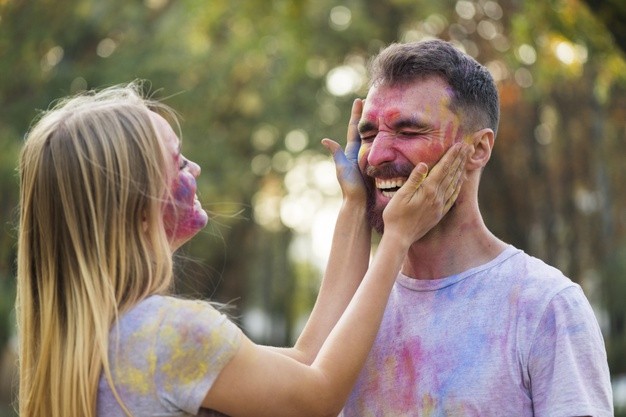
[{"x1": 375, "y1": 177, "x2": 407, "y2": 198}]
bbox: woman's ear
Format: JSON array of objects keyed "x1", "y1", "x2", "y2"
[{"x1": 465, "y1": 128, "x2": 494, "y2": 170}]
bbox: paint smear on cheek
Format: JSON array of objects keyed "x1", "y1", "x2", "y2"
[
  {"x1": 164, "y1": 174, "x2": 207, "y2": 240},
  {"x1": 445, "y1": 121, "x2": 471, "y2": 146},
  {"x1": 416, "y1": 141, "x2": 445, "y2": 169},
  {"x1": 444, "y1": 122, "x2": 457, "y2": 144},
  {"x1": 358, "y1": 145, "x2": 367, "y2": 163},
  {"x1": 172, "y1": 174, "x2": 194, "y2": 202}
]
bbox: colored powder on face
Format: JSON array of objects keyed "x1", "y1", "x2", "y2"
[
  {"x1": 382, "y1": 108, "x2": 401, "y2": 123},
  {"x1": 163, "y1": 173, "x2": 207, "y2": 242},
  {"x1": 358, "y1": 145, "x2": 367, "y2": 161},
  {"x1": 172, "y1": 175, "x2": 194, "y2": 201}
]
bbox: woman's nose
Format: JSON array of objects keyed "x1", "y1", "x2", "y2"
[{"x1": 187, "y1": 160, "x2": 201, "y2": 177}]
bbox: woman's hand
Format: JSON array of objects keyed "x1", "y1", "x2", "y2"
[
  {"x1": 382, "y1": 142, "x2": 471, "y2": 248},
  {"x1": 322, "y1": 98, "x2": 366, "y2": 204}
]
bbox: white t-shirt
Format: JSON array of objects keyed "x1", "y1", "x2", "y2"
[
  {"x1": 342, "y1": 246, "x2": 613, "y2": 417},
  {"x1": 97, "y1": 295, "x2": 242, "y2": 417}
]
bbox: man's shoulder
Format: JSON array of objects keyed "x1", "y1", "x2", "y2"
[
  {"x1": 498, "y1": 247, "x2": 575, "y2": 292},
  {"x1": 494, "y1": 248, "x2": 592, "y2": 329}
]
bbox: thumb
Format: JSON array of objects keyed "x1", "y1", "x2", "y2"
[
  {"x1": 404, "y1": 163, "x2": 429, "y2": 190},
  {"x1": 321, "y1": 138, "x2": 341, "y2": 155},
  {"x1": 321, "y1": 138, "x2": 349, "y2": 166}
]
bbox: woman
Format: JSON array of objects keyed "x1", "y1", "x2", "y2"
[{"x1": 16, "y1": 82, "x2": 468, "y2": 417}]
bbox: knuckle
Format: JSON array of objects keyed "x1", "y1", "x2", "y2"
[{"x1": 421, "y1": 183, "x2": 437, "y2": 199}]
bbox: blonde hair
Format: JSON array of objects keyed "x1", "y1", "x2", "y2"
[{"x1": 16, "y1": 82, "x2": 178, "y2": 417}]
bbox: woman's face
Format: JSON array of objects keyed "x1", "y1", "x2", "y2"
[{"x1": 151, "y1": 112, "x2": 208, "y2": 250}]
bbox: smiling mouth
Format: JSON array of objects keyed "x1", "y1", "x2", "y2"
[{"x1": 375, "y1": 177, "x2": 407, "y2": 198}]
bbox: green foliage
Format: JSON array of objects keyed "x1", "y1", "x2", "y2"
[{"x1": 603, "y1": 243, "x2": 626, "y2": 374}]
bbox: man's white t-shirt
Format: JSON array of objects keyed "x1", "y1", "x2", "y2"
[{"x1": 342, "y1": 246, "x2": 613, "y2": 417}]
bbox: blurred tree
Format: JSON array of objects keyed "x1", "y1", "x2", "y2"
[{"x1": 581, "y1": 0, "x2": 626, "y2": 53}]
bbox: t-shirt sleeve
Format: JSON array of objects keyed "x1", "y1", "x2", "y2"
[
  {"x1": 154, "y1": 298, "x2": 243, "y2": 415},
  {"x1": 527, "y1": 285, "x2": 613, "y2": 417}
]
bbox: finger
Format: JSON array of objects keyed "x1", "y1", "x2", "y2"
[
  {"x1": 394, "y1": 163, "x2": 428, "y2": 200},
  {"x1": 441, "y1": 143, "x2": 471, "y2": 200},
  {"x1": 439, "y1": 144, "x2": 472, "y2": 212},
  {"x1": 396, "y1": 143, "x2": 464, "y2": 202},
  {"x1": 321, "y1": 138, "x2": 350, "y2": 169},
  {"x1": 426, "y1": 142, "x2": 468, "y2": 196},
  {"x1": 442, "y1": 159, "x2": 465, "y2": 203},
  {"x1": 345, "y1": 98, "x2": 363, "y2": 161},
  {"x1": 443, "y1": 168, "x2": 465, "y2": 213},
  {"x1": 346, "y1": 98, "x2": 363, "y2": 143},
  {"x1": 430, "y1": 142, "x2": 464, "y2": 178},
  {"x1": 443, "y1": 177, "x2": 463, "y2": 213},
  {"x1": 409, "y1": 163, "x2": 429, "y2": 189},
  {"x1": 321, "y1": 138, "x2": 341, "y2": 155}
]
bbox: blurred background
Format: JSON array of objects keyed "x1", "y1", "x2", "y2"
[{"x1": 1, "y1": 0, "x2": 625, "y2": 415}]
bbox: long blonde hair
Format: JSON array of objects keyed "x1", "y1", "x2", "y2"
[{"x1": 16, "y1": 82, "x2": 178, "y2": 417}]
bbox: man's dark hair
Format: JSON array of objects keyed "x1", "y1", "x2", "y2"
[{"x1": 369, "y1": 39, "x2": 500, "y2": 136}]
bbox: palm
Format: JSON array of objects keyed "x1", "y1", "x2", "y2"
[
  {"x1": 334, "y1": 142, "x2": 366, "y2": 200},
  {"x1": 339, "y1": 135, "x2": 366, "y2": 199}
]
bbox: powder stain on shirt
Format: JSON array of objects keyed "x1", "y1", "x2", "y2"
[
  {"x1": 98, "y1": 295, "x2": 243, "y2": 416},
  {"x1": 341, "y1": 247, "x2": 613, "y2": 417},
  {"x1": 113, "y1": 321, "x2": 160, "y2": 395}
]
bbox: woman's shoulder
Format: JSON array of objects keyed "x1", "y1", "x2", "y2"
[
  {"x1": 103, "y1": 297, "x2": 242, "y2": 416},
  {"x1": 114, "y1": 295, "x2": 239, "y2": 341},
  {"x1": 149, "y1": 296, "x2": 243, "y2": 381},
  {"x1": 157, "y1": 296, "x2": 232, "y2": 328},
  {"x1": 145, "y1": 294, "x2": 214, "y2": 312}
]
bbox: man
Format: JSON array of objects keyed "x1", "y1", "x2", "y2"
[{"x1": 341, "y1": 39, "x2": 613, "y2": 416}]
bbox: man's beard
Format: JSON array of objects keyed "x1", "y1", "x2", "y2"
[{"x1": 365, "y1": 180, "x2": 385, "y2": 234}]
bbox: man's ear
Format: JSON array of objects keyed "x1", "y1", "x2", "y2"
[{"x1": 465, "y1": 128, "x2": 494, "y2": 170}]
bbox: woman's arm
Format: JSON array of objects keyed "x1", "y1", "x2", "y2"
[
  {"x1": 203, "y1": 142, "x2": 470, "y2": 417},
  {"x1": 271, "y1": 99, "x2": 370, "y2": 365}
]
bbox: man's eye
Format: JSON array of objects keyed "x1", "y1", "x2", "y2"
[{"x1": 360, "y1": 134, "x2": 376, "y2": 142}]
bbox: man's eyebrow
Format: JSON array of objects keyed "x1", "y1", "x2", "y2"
[
  {"x1": 358, "y1": 117, "x2": 430, "y2": 134},
  {"x1": 391, "y1": 117, "x2": 430, "y2": 130},
  {"x1": 358, "y1": 120, "x2": 377, "y2": 134}
]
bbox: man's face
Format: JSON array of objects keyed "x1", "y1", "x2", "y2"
[{"x1": 358, "y1": 76, "x2": 464, "y2": 233}]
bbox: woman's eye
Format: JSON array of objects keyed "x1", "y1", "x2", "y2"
[{"x1": 179, "y1": 158, "x2": 189, "y2": 170}]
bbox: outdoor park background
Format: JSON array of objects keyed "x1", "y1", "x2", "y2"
[{"x1": 0, "y1": 0, "x2": 625, "y2": 415}]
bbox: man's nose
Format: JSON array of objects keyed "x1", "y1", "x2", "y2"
[{"x1": 366, "y1": 133, "x2": 396, "y2": 167}]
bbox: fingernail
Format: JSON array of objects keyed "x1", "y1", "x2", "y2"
[{"x1": 416, "y1": 162, "x2": 428, "y2": 176}]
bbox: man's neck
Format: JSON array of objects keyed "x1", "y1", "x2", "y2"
[{"x1": 399, "y1": 205, "x2": 507, "y2": 280}]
